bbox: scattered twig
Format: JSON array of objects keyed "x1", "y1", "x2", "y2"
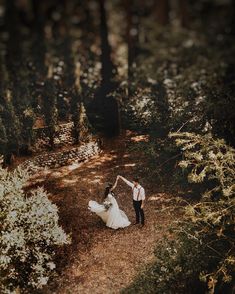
[
  {"x1": 175, "y1": 118, "x2": 194, "y2": 133},
  {"x1": 156, "y1": 153, "x2": 181, "y2": 169}
]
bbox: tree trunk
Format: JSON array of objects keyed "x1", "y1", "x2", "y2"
[
  {"x1": 126, "y1": 0, "x2": 139, "y2": 97},
  {"x1": 231, "y1": 0, "x2": 235, "y2": 35},
  {"x1": 99, "y1": 0, "x2": 114, "y2": 87},
  {"x1": 31, "y1": 0, "x2": 47, "y2": 79},
  {"x1": 97, "y1": 0, "x2": 120, "y2": 136},
  {"x1": 156, "y1": 0, "x2": 169, "y2": 25},
  {"x1": 71, "y1": 89, "x2": 82, "y2": 144},
  {"x1": 126, "y1": 0, "x2": 132, "y2": 93},
  {"x1": 44, "y1": 79, "x2": 58, "y2": 149},
  {"x1": 179, "y1": 0, "x2": 189, "y2": 28}
]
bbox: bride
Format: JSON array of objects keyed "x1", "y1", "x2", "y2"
[{"x1": 88, "y1": 178, "x2": 131, "y2": 229}]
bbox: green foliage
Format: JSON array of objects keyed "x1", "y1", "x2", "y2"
[
  {"x1": 0, "y1": 165, "x2": 70, "y2": 293},
  {"x1": 70, "y1": 88, "x2": 82, "y2": 144},
  {"x1": 0, "y1": 118, "x2": 7, "y2": 155},
  {"x1": 121, "y1": 2, "x2": 235, "y2": 146},
  {"x1": 78, "y1": 102, "x2": 92, "y2": 142},
  {"x1": 0, "y1": 93, "x2": 21, "y2": 155},
  {"x1": 44, "y1": 80, "x2": 58, "y2": 149},
  {"x1": 57, "y1": 91, "x2": 70, "y2": 121},
  {"x1": 20, "y1": 107, "x2": 36, "y2": 153},
  {"x1": 170, "y1": 132, "x2": 235, "y2": 198},
  {"x1": 171, "y1": 132, "x2": 235, "y2": 284},
  {"x1": 126, "y1": 132, "x2": 235, "y2": 293},
  {"x1": 0, "y1": 1, "x2": 99, "y2": 157},
  {"x1": 124, "y1": 228, "x2": 209, "y2": 294}
]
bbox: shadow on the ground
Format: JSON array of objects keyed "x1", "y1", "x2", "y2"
[{"x1": 29, "y1": 134, "x2": 177, "y2": 293}]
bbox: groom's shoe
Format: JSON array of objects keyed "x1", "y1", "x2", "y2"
[{"x1": 133, "y1": 222, "x2": 140, "y2": 225}]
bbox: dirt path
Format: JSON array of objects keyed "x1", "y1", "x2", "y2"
[{"x1": 31, "y1": 132, "x2": 176, "y2": 293}]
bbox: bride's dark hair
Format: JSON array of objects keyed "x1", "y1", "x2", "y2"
[{"x1": 104, "y1": 184, "x2": 113, "y2": 199}]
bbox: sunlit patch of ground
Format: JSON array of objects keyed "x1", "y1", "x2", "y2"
[
  {"x1": 130, "y1": 134, "x2": 150, "y2": 143},
  {"x1": 27, "y1": 132, "x2": 179, "y2": 294}
]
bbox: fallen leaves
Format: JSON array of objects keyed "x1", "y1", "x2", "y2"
[{"x1": 28, "y1": 133, "x2": 179, "y2": 293}]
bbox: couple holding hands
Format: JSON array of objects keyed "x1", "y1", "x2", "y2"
[{"x1": 88, "y1": 175, "x2": 145, "y2": 229}]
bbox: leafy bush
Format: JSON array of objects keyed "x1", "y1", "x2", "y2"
[
  {"x1": 0, "y1": 165, "x2": 70, "y2": 293},
  {"x1": 170, "y1": 132, "x2": 235, "y2": 285},
  {"x1": 124, "y1": 227, "x2": 209, "y2": 294},
  {"x1": 125, "y1": 132, "x2": 235, "y2": 293}
]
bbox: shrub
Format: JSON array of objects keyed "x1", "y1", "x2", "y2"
[
  {"x1": 125, "y1": 132, "x2": 235, "y2": 293},
  {"x1": 0, "y1": 165, "x2": 70, "y2": 293},
  {"x1": 170, "y1": 132, "x2": 235, "y2": 286},
  {"x1": 124, "y1": 227, "x2": 209, "y2": 294}
]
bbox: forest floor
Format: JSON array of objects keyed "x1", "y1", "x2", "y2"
[{"x1": 29, "y1": 131, "x2": 180, "y2": 294}]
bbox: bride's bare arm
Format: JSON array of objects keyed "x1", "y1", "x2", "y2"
[{"x1": 110, "y1": 177, "x2": 119, "y2": 191}]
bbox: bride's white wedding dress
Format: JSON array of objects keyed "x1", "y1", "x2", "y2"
[{"x1": 88, "y1": 193, "x2": 131, "y2": 229}]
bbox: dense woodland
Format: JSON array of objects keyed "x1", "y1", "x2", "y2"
[{"x1": 0, "y1": 0, "x2": 235, "y2": 293}]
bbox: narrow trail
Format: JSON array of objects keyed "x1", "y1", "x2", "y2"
[{"x1": 31, "y1": 131, "x2": 177, "y2": 293}]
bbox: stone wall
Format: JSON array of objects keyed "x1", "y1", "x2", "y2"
[
  {"x1": 20, "y1": 141, "x2": 101, "y2": 172},
  {"x1": 33, "y1": 122, "x2": 75, "y2": 151}
]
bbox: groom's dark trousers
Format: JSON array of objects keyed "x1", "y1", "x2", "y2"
[{"x1": 133, "y1": 200, "x2": 145, "y2": 224}]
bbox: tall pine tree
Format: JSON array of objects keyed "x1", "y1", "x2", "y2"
[
  {"x1": 70, "y1": 62, "x2": 82, "y2": 144},
  {"x1": 0, "y1": 117, "x2": 7, "y2": 157},
  {"x1": 4, "y1": 0, "x2": 35, "y2": 154},
  {"x1": 44, "y1": 79, "x2": 58, "y2": 149},
  {"x1": 0, "y1": 91, "x2": 21, "y2": 164}
]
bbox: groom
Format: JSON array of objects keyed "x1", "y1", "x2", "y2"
[{"x1": 117, "y1": 175, "x2": 145, "y2": 226}]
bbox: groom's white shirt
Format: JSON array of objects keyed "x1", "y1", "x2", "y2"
[{"x1": 121, "y1": 178, "x2": 145, "y2": 201}]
